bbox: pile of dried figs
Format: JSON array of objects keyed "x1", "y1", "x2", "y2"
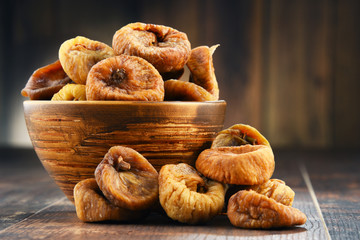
[
  {"x1": 21, "y1": 22, "x2": 307, "y2": 229},
  {"x1": 74, "y1": 123, "x2": 306, "y2": 229},
  {"x1": 21, "y1": 22, "x2": 219, "y2": 102}
]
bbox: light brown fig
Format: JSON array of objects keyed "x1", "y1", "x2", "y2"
[
  {"x1": 95, "y1": 146, "x2": 159, "y2": 211},
  {"x1": 227, "y1": 190, "x2": 307, "y2": 229},
  {"x1": 164, "y1": 79, "x2": 216, "y2": 101},
  {"x1": 187, "y1": 45, "x2": 219, "y2": 100},
  {"x1": 212, "y1": 124, "x2": 270, "y2": 148},
  {"x1": 51, "y1": 84, "x2": 86, "y2": 101},
  {"x1": 73, "y1": 178, "x2": 147, "y2": 222},
  {"x1": 196, "y1": 145, "x2": 275, "y2": 185},
  {"x1": 159, "y1": 163, "x2": 227, "y2": 224},
  {"x1": 112, "y1": 22, "x2": 191, "y2": 75},
  {"x1": 86, "y1": 55, "x2": 164, "y2": 101},
  {"x1": 249, "y1": 179, "x2": 295, "y2": 206},
  {"x1": 21, "y1": 60, "x2": 72, "y2": 100},
  {"x1": 59, "y1": 36, "x2": 114, "y2": 84}
]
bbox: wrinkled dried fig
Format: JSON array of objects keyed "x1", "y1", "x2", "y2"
[
  {"x1": 187, "y1": 45, "x2": 219, "y2": 100},
  {"x1": 249, "y1": 179, "x2": 295, "y2": 206},
  {"x1": 196, "y1": 145, "x2": 275, "y2": 185},
  {"x1": 159, "y1": 163, "x2": 226, "y2": 224},
  {"x1": 112, "y1": 22, "x2": 191, "y2": 75},
  {"x1": 59, "y1": 36, "x2": 114, "y2": 85},
  {"x1": 21, "y1": 60, "x2": 72, "y2": 100},
  {"x1": 212, "y1": 124, "x2": 270, "y2": 148},
  {"x1": 51, "y1": 84, "x2": 86, "y2": 101},
  {"x1": 74, "y1": 178, "x2": 147, "y2": 222},
  {"x1": 164, "y1": 79, "x2": 216, "y2": 101},
  {"x1": 86, "y1": 55, "x2": 164, "y2": 101},
  {"x1": 95, "y1": 146, "x2": 159, "y2": 211},
  {"x1": 227, "y1": 190, "x2": 306, "y2": 229}
]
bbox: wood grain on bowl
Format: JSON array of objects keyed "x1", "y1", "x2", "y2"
[{"x1": 23, "y1": 101, "x2": 226, "y2": 202}]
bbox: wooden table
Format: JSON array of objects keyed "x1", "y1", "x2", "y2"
[{"x1": 0, "y1": 147, "x2": 359, "y2": 239}]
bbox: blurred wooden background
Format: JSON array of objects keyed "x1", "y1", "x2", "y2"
[{"x1": 0, "y1": 0, "x2": 359, "y2": 149}]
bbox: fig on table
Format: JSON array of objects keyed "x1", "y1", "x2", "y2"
[
  {"x1": 249, "y1": 179, "x2": 295, "y2": 206},
  {"x1": 95, "y1": 146, "x2": 159, "y2": 211},
  {"x1": 158, "y1": 163, "x2": 227, "y2": 224},
  {"x1": 196, "y1": 144, "x2": 275, "y2": 185},
  {"x1": 73, "y1": 178, "x2": 147, "y2": 222},
  {"x1": 227, "y1": 189, "x2": 306, "y2": 229},
  {"x1": 196, "y1": 124, "x2": 275, "y2": 185}
]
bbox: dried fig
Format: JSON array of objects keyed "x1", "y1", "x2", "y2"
[
  {"x1": 164, "y1": 79, "x2": 216, "y2": 101},
  {"x1": 227, "y1": 190, "x2": 306, "y2": 229},
  {"x1": 196, "y1": 145, "x2": 275, "y2": 185},
  {"x1": 159, "y1": 163, "x2": 226, "y2": 224},
  {"x1": 212, "y1": 124, "x2": 270, "y2": 148},
  {"x1": 59, "y1": 36, "x2": 114, "y2": 85},
  {"x1": 249, "y1": 179, "x2": 295, "y2": 206},
  {"x1": 86, "y1": 55, "x2": 164, "y2": 101},
  {"x1": 112, "y1": 22, "x2": 191, "y2": 75},
  {"x1": 74, "y1": 178, "x2": 147, "y2": 222},
  {"x1": 51, "y1": 84, "x2": 86, "y2": 101},
  {"x1": 187, "y1": 45, "x2": 219, "y2": 100},
  {"x1": 21, "y1": 60, "x2": 72, "y2": 100},
  {"x1": 95, "y1": 146, "x2": 159, "y2": 211}
]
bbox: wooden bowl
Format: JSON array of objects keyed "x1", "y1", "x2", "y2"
[{"x1": 23, "y1": 100, "x2": 226, "y2": 202}]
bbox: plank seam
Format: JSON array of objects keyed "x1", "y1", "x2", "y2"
[{"x1": 299, "y1": 162, "x2": 332, "y2": 240}]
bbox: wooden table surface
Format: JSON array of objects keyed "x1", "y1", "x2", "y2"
[{"x1": 0, "y1": 147, "x2": 359, "y2": 240}]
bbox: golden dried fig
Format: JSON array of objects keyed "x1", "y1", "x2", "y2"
[
  {"x1": 212, "y1": 124, "x2": 270, "y2": 148},
  {"x1": 95, "y1": 146, "x2": 159, "y2": 211},
  {"x1": 112, "y1": 22, "x2": 191, "y2": 75},
  {"x1": 187, "y1": 45, "x2": 219, "y2": 100},
  {"x1": 249, "y1": 179, "x2": 295, "y2": 206},
  {"x1": 227, "y1": 190, "x2": 307, "y2": 229},
  {"x1": 86, "y1": 55, "x2": 164, "y2": 101},
  {"x1": 21, "y1": 60, "x2": 72, "y2": 100},
  {"x1": 74, "y1": 178, "x2": 147, "y2": 222},
  {"x1": 51, "y1": 84, "x2": 86, "y2": 101},
  {"x1": 164, "y1": 79, "x2": 216, "y2": 101},
  {"x1": 59, "y1": 36, "x2": 114, "y2": 85},
  {"x1": 196, "y1": 145, "x2": 275, "y2": 185},
  {"x1": 159, "y1": 163, "x2": 226, "y2": 224}
]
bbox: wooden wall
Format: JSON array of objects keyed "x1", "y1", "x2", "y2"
[{"x1": 1, "y1": 0, "x2": 359, "y2": 148}]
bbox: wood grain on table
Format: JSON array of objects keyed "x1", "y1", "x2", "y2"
[{"x1": 0, "y1": 148, "x2": 359, "y2": 239}]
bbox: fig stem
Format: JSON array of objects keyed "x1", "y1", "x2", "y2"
[
  {"x1": 236, "y1": 132, "x2": 257, "y2": 145},
  {"x1": 115, "y1": 156, "x2": 131, "y2": 171},
  {"x1": 244, "y1": 135, "x2": 257, "y2": 145},
  {"x1": 233, "y1": 135, "x2": 249, "y2": 145}
]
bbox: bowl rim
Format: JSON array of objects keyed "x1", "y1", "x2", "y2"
[{"x1": 23, "y1": 100, "x2": 226, "y2": 106}]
